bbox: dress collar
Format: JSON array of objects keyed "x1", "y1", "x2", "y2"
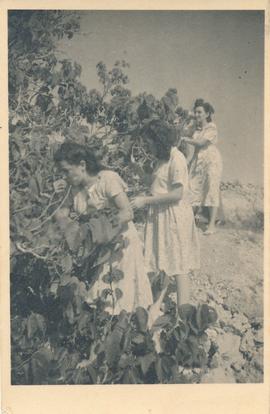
[{"x1": 197, "y1": 122, "x2": 215, "y2": 131}]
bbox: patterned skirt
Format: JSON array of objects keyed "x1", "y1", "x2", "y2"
[{"x1": 189, "y1": 146, "x2": 223, "y2": 207}]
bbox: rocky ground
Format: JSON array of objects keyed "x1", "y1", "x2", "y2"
[
  {"x1": 191, "y1": 226, "x2": 263, "y2": 383},
  {"x1": 137, "y1": 182, "x2": 264, "y2": 383},
  {"x1": 196, "y1": 183, "x2": 264, "y2": 383}
]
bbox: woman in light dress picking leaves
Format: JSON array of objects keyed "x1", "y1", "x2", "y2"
[
  {"x1": 53, "y1": 142, "x2": 153, "y2": 315},
  {"x1": 131, "y1": 120, "x2": 200, "y2": 315},
  {"x1": 182, "y1": 99, "x2": 223, "y2": 234}
]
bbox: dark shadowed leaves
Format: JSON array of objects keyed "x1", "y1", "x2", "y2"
[
  {"x1": 139, "y1": 352, "x2": 156, "y2": 375},
  {"x1": 150, "y1": 314, "x2": 171, "y2": 333},
  {"x1": 61, "y1": 254, "x2": 73, "y2": 274},
  {"x1": 105, "y1": 330, "x2": 122, "y2": 368},
  {"x1": 135, "y1": 307, "x2": 148, "y2": 333},
  {"x1": 64, "y1": 221, "x2": 82, "y2": 252},
  {"x1": 31, "y1": 346, "x2": 53, "y2": 384},
  {"x1": 178, "y1": 304, "x2": 196, "y2": 322},
  {"x1": 27, "y1": 312, "x2": 46, "y2": 339},
  {"x1": 101, "y1": 288, "x2": 112, "y2": 300},
  {"x1": 115, "y1": 288, "x2": 123, "y2": 301},
  {"x1": 173, "y1": 321, "x2": 189, "y2": 341},
  {"x1": 111, "y1": 269, "x2": 124, "y2": 282}
]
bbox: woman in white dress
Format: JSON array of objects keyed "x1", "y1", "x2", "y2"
[
  {"x1": 182, "y1": 99, "x2": 223, "y2": 234},
  {"x1": 53, "y1": 142, "x2": 153, "y2": 314},
  {"x1": 131, "y1": 120, "x2": 200, "y2": 313}
]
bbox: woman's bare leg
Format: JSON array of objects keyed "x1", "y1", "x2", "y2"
[
  {"x1": 175, "y1": 274, "x2": 190, "y2": 311},
  {"x1": 206, "y1": 206, "x2": 218, "y2": 232},
  {"x1": 193, "y1": 206, "x2": 199, "y2": 217}
]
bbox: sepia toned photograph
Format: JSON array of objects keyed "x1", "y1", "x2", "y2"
[{"x1": 8, "y1": 9, "x2": 264, "y2": 386}]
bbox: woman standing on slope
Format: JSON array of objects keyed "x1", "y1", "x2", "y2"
[{"x1": 182, "y1": 99, "x2": 223, "y2": 234}]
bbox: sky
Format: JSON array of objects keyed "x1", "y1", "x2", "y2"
[{"x1": 59, "y1": 11, "x2": 264, "y2": 185}]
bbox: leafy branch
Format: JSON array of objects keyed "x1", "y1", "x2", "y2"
[{"x1": 30, "y1": 186, "x2": 71, "y2": 232}]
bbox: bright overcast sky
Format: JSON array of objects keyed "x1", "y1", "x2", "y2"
[{"x1": 59, "y1": 10, "x2": 264, "y2": 185}]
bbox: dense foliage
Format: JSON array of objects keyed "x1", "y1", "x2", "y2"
[{"x1": 9, "y1": 10, "x2": 218, "y2": 384}]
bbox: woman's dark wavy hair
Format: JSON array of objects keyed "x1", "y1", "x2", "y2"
[
  {"x1": 142, "y1": 119, "x2": 177, "y2": 161},
  {"x1": 194, "y1": 98, "x2": 215, "y2": 122},
  {"x1": 54, "y1": 142, "x2": 104, "y2": 174}
]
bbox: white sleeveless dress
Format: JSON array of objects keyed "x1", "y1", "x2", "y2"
[{"x1": 144, "y1": 147, "x2": 200, "y2": 277}]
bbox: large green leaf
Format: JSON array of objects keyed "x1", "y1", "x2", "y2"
[
  {"x1": 58, "y1": 283, "x2": 76, "y2": 306},
  {"x1": 61, "y1": 254, "x2": 73, "y2": 274},
  {"x1": 64, "y1": 221, "x2": 82, "y2": 252},
  {"x1": 161, "y1": 355, "x2": 176, "y2": 381},
  {"x1": 102, "y1": 273, "x2": 113, "y2": 284},
  {"x1": 173, "y1": 321, "x2": 189, "y2": 341},
  {"x1": 155, "y1": 357, "x2": 163, "y2": 383},
  {"x1": 87, "y1": 364, "x2": 97, "y2": 384},
  {"x1": 195, "y1": 304, "x2": 218, "y2": 333},
  {"x1": 72, "y1": 367, "x2": 91, "y2": 384},
  {"x1": 27, "y1": 313, "x2": 46, "y2": 339},
  {"x1": 139, "y1": 352, "x2": 156, "y2": 375},
  {"x1": 64, "y1": 302, "x2": 75, "y2": 324},
  {"x1": 178, "y1": 304, "x2": 196, "y2": 322},
  {"x1": 77, "y1": 311, "x2": 92, "y2": 335},
  {"x1": 56, "y1": 350, "x2": 81, "y2": 380},
  {"x1": 176, "y1": 341, "x2": 193, "y2": 367},
  {"x1": 150, "y1": 314, "x2": 171, "y2": 333},
  {"x1": 114, "y1": 288, "x2": 123, "y2": 301},
  {"x1": 118, "y1": 353, "x2": 134, "y2": 370},
  {"x1": 105, "y1": 330, "x2": 122, "y2": 368},
  {"x1": 105, "y1": 312, "x2": 128, "y2": 367},
  {"x1": 31, "y1": 346, "x2": 53, "y2": 384},
  {"x1": 135, "y1": 307, "x2": 148, "y2": 333},
  {"x1": 132, "y1": 333, "x2": 145, "y2": 345},
  {"x1": 111, "y1": 269, "x2": 124, "y2": 282}
]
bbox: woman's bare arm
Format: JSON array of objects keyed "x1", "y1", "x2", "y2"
[
  {"x1": 113, "y1": 192, "x2": 134, "y2": 224},
  {"x1": 131, "y1": 184, "x2": 183, "y2": 210},
  {"x1": 144, "y1": 185, "x2": 183, "y2": 206},
  {"x1": 182, "y1": 136, "x2": 209, "y2": 148},
  {"x1": 185, "y1": 142, "x2": 195, "y2": 164}
]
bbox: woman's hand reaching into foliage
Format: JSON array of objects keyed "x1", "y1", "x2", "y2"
[
  {"x1": 53, "y1": 179, "x2": 67, "y2": 193},
  {"x1": 130, "y1": 196, "x2": 147, "y2": 210},
  {"x1": 181, "y1": 137, "x2": 191, "y2": 144}
]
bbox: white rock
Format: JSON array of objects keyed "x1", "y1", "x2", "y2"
[
  {"x1": 193, "y1": 367, "x2": 203, "y2": 375},
  {"x1": 206, "y1": 328, "x2": 218, "y2": 343},
  {"x1": 209, "y1": 354, "x2": 219, "y2": 369},
  {"x1": 253, "y1": 328, "x2": 263, "y2": 345},
  {"x1": 231, "y1": 359, "x2": 245, "y2": 373},
  {"x1": 252, "y1": 349, "x2": 264, "y2": 373},
  {"x1": 216, "y1": 332, "x2": 241, "y2": 363},
  {"x1": 240, "y1": 330, "x2": 255, "y2": 356},
  {"x1": 228, "y1": 314, "x2": 250, "y2": 336}
]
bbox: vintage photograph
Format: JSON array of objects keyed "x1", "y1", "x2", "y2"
[{"x1": 8, "y1": 10, "x2": 264, "y2": 385}]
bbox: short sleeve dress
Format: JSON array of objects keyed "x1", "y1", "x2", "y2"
[
  {"x1": 73, "y1": 170, "x2": 153, "y2": 314},
  {"x1": 188, "y1": 122, "x2": 223, "y2": 207},
  {"x1": 144, "y1": 147, "x2": 200, "y2": 277}
]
